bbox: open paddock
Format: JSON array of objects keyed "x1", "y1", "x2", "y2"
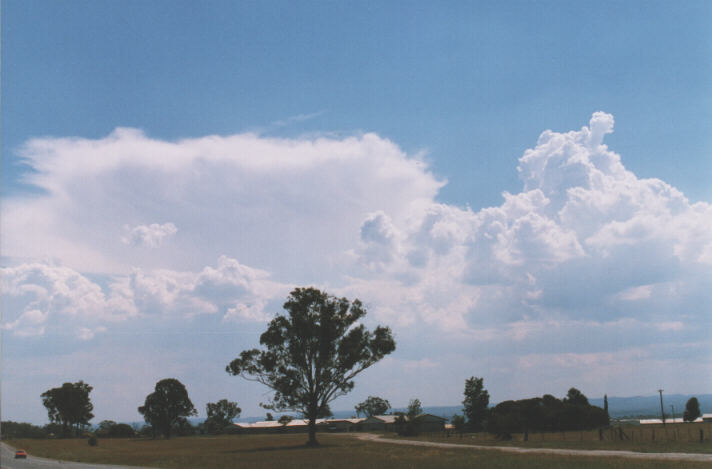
[{"x1": 6, "y1": 433, "x2": 711, "y2": 469}]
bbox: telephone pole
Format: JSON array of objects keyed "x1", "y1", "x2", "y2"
[{"x1": 658, "y1": 389, "x2": 665, "y2": 425}]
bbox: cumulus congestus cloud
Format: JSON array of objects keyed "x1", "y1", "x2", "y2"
[{"x1": 1, "y1": 113, "x2": 710, "y2": 362}]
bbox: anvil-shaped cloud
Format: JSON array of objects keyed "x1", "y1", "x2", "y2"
[{"x1": 2, "y1": 114, "x2": 710, "y2": 420}]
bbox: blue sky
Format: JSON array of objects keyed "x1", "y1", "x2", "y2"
[{"x1": 2, "y1": 1, "x2": 711, "y2": 424}]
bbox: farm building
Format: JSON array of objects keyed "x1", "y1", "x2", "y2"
[
  {"x1": 361, "y1": 415, "x2": 399, "y2": 432},
  {"x1": 229, "y1": 420, "x2": 284, "y2": 434},
  {"x1": 417, "y1": 414, "x2": 448, "y2": 432},
  {"x1": 640, "y1": 417, "x2": 705, "y2": 424},
  {"x1": 317, "y1": 418, "x2": 365, "y2": 432}
]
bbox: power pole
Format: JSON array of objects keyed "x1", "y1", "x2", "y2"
[
  {"x1": 670, "y1": 405, "x2": 675, "y2": 423},
  {"x1": 658, "y1": 389, "x2": 665, "y2": 425}
]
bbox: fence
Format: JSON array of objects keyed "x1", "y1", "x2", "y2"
[{"x1": 443, "y1": 422, "x2": 712, "y2": 444}]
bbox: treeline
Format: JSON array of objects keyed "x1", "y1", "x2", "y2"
[
  {"x1": 488, "y1": 389, "x2": 609, "y2": 438},
  {"x1": 450, "y1": 377, "x2": 610, "y2": 439}
]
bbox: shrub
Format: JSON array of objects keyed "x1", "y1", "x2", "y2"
[{"x1": 88, "y1": 435, "x2": 98, "y2": 446}]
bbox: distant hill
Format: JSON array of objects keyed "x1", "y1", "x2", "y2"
[{"x1": 589, "y1": 394, "x2": 712, "y2": 418}]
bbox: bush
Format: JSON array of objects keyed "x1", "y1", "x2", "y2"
[{"x1": 88, "y1": 435, "x2": 98, "y2": 446}]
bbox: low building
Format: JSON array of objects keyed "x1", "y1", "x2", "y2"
[
  {"x1": 230, "y1": 420, "x2": 284, "y2": 434},
  {"x1": 318, "y1": 418, "x2": 365, "y2": 432},
  {"x1": 361, "y1": 415, "x2": 399, "y2": 432},
  {"x1": 640, "y1": 417, "x2": 704, "y2": 424},
  {"x1": 416, "y1": 414, "x2": 447, "y2": 432},
  {"x1": 230, "y1": 418, "x2": 329, "y2": 434}
]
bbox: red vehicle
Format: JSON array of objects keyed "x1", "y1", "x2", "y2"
[{"x1": 15, "y1": 449, "x2": 28, "y2": 459}]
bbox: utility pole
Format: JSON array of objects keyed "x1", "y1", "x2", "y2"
[
  {"x1": 670, "y1": 405, "x2": 675, "y2": 423},
  {"x1": 658, "y1": 389, "x2": 665, "y2": 425}
]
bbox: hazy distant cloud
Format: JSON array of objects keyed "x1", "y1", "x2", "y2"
[
  {"x1": 128, "y1": 255, "x2": 288, "y2": 320},
  {"x1": 1, "y1": 256, "x2": 287, "y2": 337},
  {"x1": 122, "y1": 222, "x2": 177, "y2": 248},
  {"x1": 77, "y1": 326, "x2": 107, "y2": 341}
]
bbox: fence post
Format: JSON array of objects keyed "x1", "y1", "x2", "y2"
[
  {"x1": 599, "y1": 428, "x2": 603, "y2": 441},
  {"x1": 701, "y1": 429, "x2": 704, "y2": 443}
]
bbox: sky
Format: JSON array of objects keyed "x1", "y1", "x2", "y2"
[{"x1": 2, "y1": 1, "x2": 711, "y2": 424}]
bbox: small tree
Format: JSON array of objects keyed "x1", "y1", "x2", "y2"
[
  {"x1": 278, "y1": 415, "x2": 294, "y2": 425},
  {"x1": 604, "y1": 394, "x2": 609, "y2": 416},
  {"x1": 138, "y1": 379, "x2": 197, "y2": 439},
  {"x1": 226, "y1": 287, "x2": 396, "y2": 446},
  {"x1": 205, "y1": 399, "x2": 242, "y2": 434},
  {"x1": 265, "y1": 413, "x2": 274, "y2": 421},
  {"x1": 462, "y1": 377, "x2": 489, "y2": 432},
  {"x1": 683, "y1": 397, "x2": 701, "y2": 422},
  {"x1": 407, "y1": 399, "x2": 423, "y2": 419},
  {"x1": 41, "y1": 381, "x2": 94, "y2": 437},
  {"x1": 451, "y1": 414, "x2": 465, "y2": 438},
  {"x1": 355, "y1": 396, "x2": 391, "y2": 417}
]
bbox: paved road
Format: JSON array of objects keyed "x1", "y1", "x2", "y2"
[
  {"x1": 352, "y1": 433, "x2": 712, "y2": 463},
  {"x1": 1, "y1": 443, "x2": 156, "y2": 469}
]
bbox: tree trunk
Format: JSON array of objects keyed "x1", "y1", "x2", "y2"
[{"x1": 307, "y1": 418, "x2": 318, "y2": 446}]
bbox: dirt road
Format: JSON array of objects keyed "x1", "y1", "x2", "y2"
[{"x1": 352, "y1": 433, "x2": 712, "y2": 463}]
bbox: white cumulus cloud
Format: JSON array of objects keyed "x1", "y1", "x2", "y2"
[{"x1": 122, "y1": 222, "x2": 177, "y2": 248}]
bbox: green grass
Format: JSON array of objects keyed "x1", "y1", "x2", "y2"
[{"x1": 6, "y1": 433, "x2": 712, "y2": 469}]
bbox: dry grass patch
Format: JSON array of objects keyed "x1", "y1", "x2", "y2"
[{"x1": 6, "y1": 433, "x2": 711, "y2": 469}]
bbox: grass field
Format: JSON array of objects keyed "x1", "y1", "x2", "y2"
[
  {"x1": 395, "y1": 422, "x2": 712, "y2": 455},
  {"x1": 6, "y1": 433, "x2": 712, "y2": 469}
]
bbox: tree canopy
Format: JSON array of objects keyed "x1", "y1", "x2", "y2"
[
  {"x1": 355, "y1": 396, "x2": 391, "y2": 417},
  {"x1": 683, "y1": 397, "x2": 701, "y2": 422},
  {"x1": 226, "y1": 287, "x2": 396, "y2": 446},
  {"x1": 138, "y1": 378, "x2": 197, "y2": 439},
  {"x1": 205, "y1": 399, "x2": 242, "y2": 434},
  {"x1": 41, "y1": 381, "x2": 94, "y2": 437},
  {"x1": 463, "y1": 376, "x2": 489, "y2": 432},
  {"x1": 488, "y1": 389, "x2": 608, "y2": 438},
  {"x1": 407, "y1": 398, "x2": 423, "y2": 419}
]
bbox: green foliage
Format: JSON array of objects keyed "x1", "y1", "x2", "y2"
[
  {"x1": 407, "y1": 399, "x2": 423, "y2": 419},
  {"x1": 41, "y1": 381, "x2": 94, "y2": 437},
  {"x1": 462, "y1": 376, "x2": 489, "y2": 432},
  {"x1": 226, "y1": 287, "x2": 396, "y2": 445},
  {"x1": 266, "y1": 413, "x2": 274, "y2": 421},
  {"x1": 450, "y1": 414, "x2": 465, "y2": 436},
  {"x1": 355, "y1": 396, "x2": 391, "y2": 417},
  {"x1": 97, "y1": 421, "x2": 136, "y2": 438},
  {"x1": 138, "y1": 378, "x2": 197, "y2": 439},
  {"x1": 683, "y1": 397, "x2": 701, "y2": 422},
  {"x1": 0, "y1": 421, "x2": 48, "y2": 438},
  {"x1": 278, "y1": 415, "x2": 294, "y2": 425},
  {"x1": 564, "y1": 388, "x2": 589, "y2": 407},
  {"x1": 488, "y1": 389, "x2": 609, "y2": 438},
  {"x1": 205, "y1": 399, "x2": 242, "y2": 434}
]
